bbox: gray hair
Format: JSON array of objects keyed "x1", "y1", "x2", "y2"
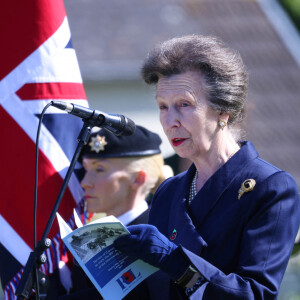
[{"x1": 141, "y1": 34, "x2": 248, "y2": 126}]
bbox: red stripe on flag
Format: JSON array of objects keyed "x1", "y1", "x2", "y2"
[
  {"x1": 0, "y1": 0, "x2": 66, "y2": 81},
  {"x1": 0, "y1": 107, "x2": 76, "y2": 247},
  {"x1": 16, "y1": 82, "x2": 87, "y2": 100}
]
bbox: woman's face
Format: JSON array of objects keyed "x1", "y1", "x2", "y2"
[
  {"x1": 156, "y1": 71, "x2": 218, "y2": 160},
  {"x1": 81, "y1": 158, "x2": 134, "y2": 217}
]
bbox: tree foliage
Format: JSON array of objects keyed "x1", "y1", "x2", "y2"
[{"x1": 279, "y1": 0, "x2": 300, "y2": 32}]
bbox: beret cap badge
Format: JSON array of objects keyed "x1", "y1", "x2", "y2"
[
  {"x1": 238, "y1": 179, "x2": 256, "y2": 200},
  {"x1": 80, "y1": 125, "x2": 162, "y2": 160},
  {"x1": 89, "y1": 135, "x2": 107, "y2": 153}
]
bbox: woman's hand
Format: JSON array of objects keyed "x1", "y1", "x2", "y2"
[{"x1": 113, "y1": 224, "x2": 190, "y2": 280}]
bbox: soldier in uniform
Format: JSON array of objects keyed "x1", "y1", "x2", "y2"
[{"x1": 60, "y1": 125, "x2": 173, "y2": 299}]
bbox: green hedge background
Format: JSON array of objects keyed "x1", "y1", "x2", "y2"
[{"x1": 279, "y1": 0, "x2": 300, "y2": 32}]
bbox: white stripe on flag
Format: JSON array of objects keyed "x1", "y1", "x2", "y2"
[
  {"x1": 0, "y1": 215, "x2": 32, "y2": 265},
  {"x1": 42, "y1": 48, "x2": 84, "y2": 83},
  {"x1": 2, "y1": 93, "x2": 83, "y2": 203},
  {"x1": 0, "y1": 17, "x2": 70, "y2": 104}
]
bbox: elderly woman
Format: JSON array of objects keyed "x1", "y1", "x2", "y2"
[{"x1": 114, "y1": 35, "x2": 300, "y2": 299}]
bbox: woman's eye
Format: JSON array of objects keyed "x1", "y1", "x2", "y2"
[
  {"x1": 159, "y1": 104, "x2": 168, "y2": 110},
  {"x1": 96, "y1": 167, "x2": 105, "y2": 172},
  {"x1": 180, "y1": 102, "x2": 189, "y2": 107}
]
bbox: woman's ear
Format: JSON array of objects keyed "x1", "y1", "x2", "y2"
[
  {"x1": 132, "y1": 171, "x2": 146, "y2": 189},
  {"x1": 219, "y1": 112, "x2": 229, "y2": 123},
  {"x1": 218, "y1": 112, "x2": 230, "y2": 130}
]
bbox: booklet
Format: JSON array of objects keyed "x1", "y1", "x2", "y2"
[{"x1": 57, "y1": 210, "x2": 158, "y2": 300}]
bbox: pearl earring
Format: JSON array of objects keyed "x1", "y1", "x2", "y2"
[{"x1": 218, "y1": 119, "x2": 227, "y2": 130}]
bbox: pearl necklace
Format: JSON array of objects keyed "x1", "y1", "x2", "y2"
[
  {"x1": 188, "y1": 146, "x2": 240, "y2": 205},
  {"x1": 188, "y1": 170, "x2": 198, "y2": 205}
]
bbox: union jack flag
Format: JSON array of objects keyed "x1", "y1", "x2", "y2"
[{"x1": 0, "y1": 0, "x2": 88, "y2": 298}]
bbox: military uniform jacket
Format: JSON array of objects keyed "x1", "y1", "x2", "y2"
[{"x1": 147, "y1": 141, "x2": 300, "y2": 300}]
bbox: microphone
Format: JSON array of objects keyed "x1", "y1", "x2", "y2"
[{"x1": 51, "y1": 101, "x2": 136, "y2": 136}]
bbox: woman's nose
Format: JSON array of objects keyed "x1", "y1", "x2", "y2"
[
  {"x1": 162, "y1": 107, "x2": 180, "y2": 129},
  {"x1": 81, "y1": 173, "x2": 93, "y2": 189}
]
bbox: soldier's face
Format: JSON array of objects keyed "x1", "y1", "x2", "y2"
[{"x1": 81, "y1": 158, "x2": 134, "y2": 217}]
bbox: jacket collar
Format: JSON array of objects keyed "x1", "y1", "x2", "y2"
[{"x1": 188, "y1": 141, "x2": 258, "y2": 228}]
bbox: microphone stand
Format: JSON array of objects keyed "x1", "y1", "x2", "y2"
[{"x1": 16, "y1": 120, "x2": 93, "y2": 299}]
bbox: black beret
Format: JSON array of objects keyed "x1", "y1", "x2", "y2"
[{"x1": 80, "y1": 125, "x2": 162, "y2": 159}]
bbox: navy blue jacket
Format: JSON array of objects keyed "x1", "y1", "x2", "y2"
[{"x1": 146, "y1": 141, "x2": 300, "y2": 299}]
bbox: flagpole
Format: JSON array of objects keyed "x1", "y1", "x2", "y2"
[{"x1": 16, "y1": 121, "x2": 93, "y2": 299}]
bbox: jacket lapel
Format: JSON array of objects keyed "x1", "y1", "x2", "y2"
[
  {"x1": 168, "y1": 191, "x2": 208, "y2": 254},
  {"x1": 189, "y1": 141, "x2": 258, "y2": 228}
]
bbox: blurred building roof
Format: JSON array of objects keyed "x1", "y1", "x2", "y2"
[{"x1": 64, "y1": 0, "x2": 300, "y2": 186}]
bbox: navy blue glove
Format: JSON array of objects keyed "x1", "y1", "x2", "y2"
[{"x1": 113, "y1": 224, "x2": 190, "y2": 281}]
